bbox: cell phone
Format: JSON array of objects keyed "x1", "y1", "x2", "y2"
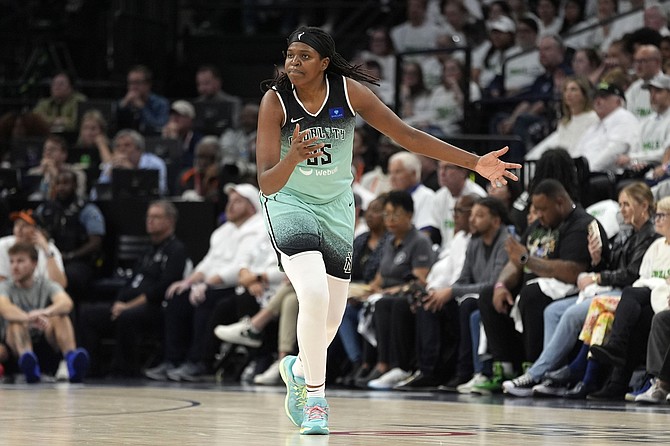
[{"x1": 588, "y1": 219, "x2": 602, "y2": 248}]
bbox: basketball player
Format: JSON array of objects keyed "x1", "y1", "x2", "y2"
[{"x1": 256, "y1": 26, "x2": 520, "y2": 435}]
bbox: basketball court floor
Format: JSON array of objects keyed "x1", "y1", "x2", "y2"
[{"x1": 1, "y1": 379, "x2": 668, "y2": 445}]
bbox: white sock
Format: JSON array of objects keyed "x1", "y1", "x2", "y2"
[{"x1": 307, "y1": 384, "x2": 326, "y2": 399}]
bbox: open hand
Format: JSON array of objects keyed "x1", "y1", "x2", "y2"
[{"x1": 475, "y1": 146, "x2": 521, "y2": 189}]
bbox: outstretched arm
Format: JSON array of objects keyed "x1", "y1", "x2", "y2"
[{"x1": 347, "y1": 78, "x2": 520, "y2": 187}]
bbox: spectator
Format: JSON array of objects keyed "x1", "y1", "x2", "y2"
[
  {"x1": 34, "y1": 169, "x2": 105, "y2": 305},
  {"x1": 431, "y1": 161, "x2": 486, "y2": 254},
  {"x1": 536, "y1": 0, "x2": 562, "y2": 36},
  {"x1": 643, "y1": 4, "x2": 670, "y2": 37},
  {"x1": 175, "y1": 136, "x2": 222, "y2": 205},
  {"x1": 525, "y1": 76, "x2": 599, "y2": 160},
  {"x1": 353, "y1": 27, "x2": 397, "y2": 93},
  {"x1": 360, "y1": 191, "x2": 435, "y2": 389},
  {"x1": 219, "y1": 103, "x2": 259, "y2": 180},
  {"x1": 75, "y1": 109, "x2": 109, "y2": 153},
  {"x1": 472, "y1": 15, "x2": 517, "y2": 91},
  {"x1": 632, "y1": 308, "x2": 670, "y2": 403},
  {"x1": 573, "y1": 81, "x2": 641, "y2": 174},
  {"x1": 116, "y1": 65, "x2": 169, "y2": 135},
  {"x1": 390, "y1": 0, "x2": 442, "y2": 57},
  {"x1": 500, "y1": 16, "x2": 544, "y2": 97},
  {"x1": 144, "y1": 184, "x2": 266, "y2": 381},
  {"x1": 32, "y1": 71, "x2": 87, "y2": 132},
  {"x1": 387, "y1": 151, "x2": 438, "y2": 241},
  {"x1": 626, "y1": 45, "x2": 663, "y2": 119},
  {"x1": 475, "y1": 179, "x2": 609, "y2": 393},
  {"x1": 0, "y1": 243, "x2": 89, "y2": 383},
  {"x1": 403, "y1": 197, "x2": 511, "y2": 389},
  {"x1": 78, "y1": 200, "x2": 188, "y2": 377},
  {"x1": 0, "y1": 210, "x2": 67, "y2": 288},
  {"x1": 571, "y1": 49, "x2": 603, "y2": 87},
  {"x1": 27, "y1": 135, "x2": 87, "y2": 200},
  {"x1": 93, "y1": 129, "x2": 168, "y2": 197},
  {"x1": 194, "y1": 65, "x2": 242, "y2": 127},
  {"x1": 359, "y1": 135, "x2": 402, "y2": 197},
  {"x1": 398, "y1": 62, "x2": 433, "y2": 127},
  {"x1": 623, "y1": 73, "x2": 670, "y2": 180},
  {"x1": 162, "y1": 100, "x2": 203, "y2": 169},
  {"x1": 0, "y1": 111, "x2": 49, "y2": 164}
]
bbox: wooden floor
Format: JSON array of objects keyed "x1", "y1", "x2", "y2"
[{"x1": 1, "y1": 380, "x2": 669, "y2": 445}]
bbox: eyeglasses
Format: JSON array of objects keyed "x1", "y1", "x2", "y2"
[
  {"x1": 634, "y1": 58, "x2": 658, "y2": 64},
  {"x1": 453, "y1": 207, "x2": 472, "y2": 215},
  {"x1": 655, "y1": 213, "x2": 668, "y2": 221}
]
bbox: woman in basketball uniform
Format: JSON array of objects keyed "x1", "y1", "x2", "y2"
[{"x1": 255, "y1": 26, "x2": 519, "y2": 435}]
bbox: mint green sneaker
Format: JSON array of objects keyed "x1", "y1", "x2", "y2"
[
  {"x1": 300, "y1": 397, "x2": 329, "y2": 435},
  {"x1": 279, "y1": 355, "x2": 307, "y2": 426}
]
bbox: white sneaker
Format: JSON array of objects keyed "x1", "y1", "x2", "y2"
[
  {"x1": 457, "y1": 373, "x2": 488, "y2": 394},
  {"x1": 367, "y1": 368, "x2": 411, "y2": 390},
  {"x1": 253, "y1": 359, "x2": 281, "y2": 385},
  {"x1": 214, "y1": 316, "x2": 262, "y2": 348},
  {"x1": 635, "y1": 378, "x2": 668, "y2": 404},
  {"x1": 55, "y1": 360, "x2": 69, "y2": 382}
]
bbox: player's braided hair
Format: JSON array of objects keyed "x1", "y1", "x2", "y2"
[{"x1": 262, "y1": 26, "x2": 380, "y2": 92}]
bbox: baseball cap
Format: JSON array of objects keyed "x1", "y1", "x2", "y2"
[
  {"x1": 170, "y1": 100, "x2": 196, "y2": 119},
  {"x1": 10, "y1": 210, "x2": 36, "y2": 226},
  {"x1": 224, "y1": 183, "x2": 261, "y2": 213},
  {"x1": 488, "y1": 16, "x2": 516, "y2": 34},
  {"x1": 594, "y1": 82, "x2": 625, "y2": 99},
  {"x1": 643, "y1": 73, "x2": 670, "y2": 91}
]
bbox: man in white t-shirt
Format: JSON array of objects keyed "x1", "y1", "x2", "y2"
[
  {"x1": 574, "y1": 82, "x2": 641, "y2": 174},
  {"x1": 625, "y1": 45, "x2": 662, "y2": 120}
]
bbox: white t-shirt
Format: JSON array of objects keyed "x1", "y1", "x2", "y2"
[
  {"x1": 634, "y1": 108, "x2": 670, "y2": 164},
  {"x1": 525, "y1": 111, "x2": 600, "y2": 160},
  {"x1": 573, "y1": 107, "x2": 641, "y2": 173}
]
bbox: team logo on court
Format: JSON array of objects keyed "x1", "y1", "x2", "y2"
[{"x1": 344, "y1": 252, "x2": 352, "y2": 274}]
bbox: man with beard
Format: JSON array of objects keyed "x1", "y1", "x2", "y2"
[{"x1": 35, "y1": 169, "x2": 106, "y2": 305}]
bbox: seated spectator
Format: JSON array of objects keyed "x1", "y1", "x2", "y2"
[
  {"x1": 144, "y1": 184, "x2": 265, "y2": 381},
  {"x1": 388, "y1": 151, "x2": 438, "y2": 241},
  {"x1": 472, "y1": 15, "x2": 518, "y2": 93},
  {"x1": 359, "y1": 136, "x2": 402, "y2": 197},
  {"x1": 525, "y1": 76, "x2": 598, "y2": 161},
  {"x1": 0, "y1": 210, "x2": 67, "y2": 288},
  {"x1": 571, "y1": 49, "x2": 603, "y2": 88},
  {"x1": 354, "y1": 27, "x2": 397, "y2": 92},
  {"x1": 536, "y1": 0, "x2": 562, "y2": 35},
  {"x1": 475, "y1": 179, "x2": 609, "y2": 393},
  {"x1": 626, "y1": 45, "x2": 663, "y2": 120},
  {"x1": 78, "y1": 201, "x2": 188, "y2": 377},
  {"x1": 359, "y1": 191, "x2": 435, "y2": 389},
  {"x1": 573, "y1": 81, "x2": 640, "y2": 174},
  {"x1": 420, "y1": 57, "x2": 481, "y2": 138},
  {"x1": 500, "y1": 17, "x2": 543, "y2": 97},
  {"x1": 512, "y1": 148, "x2": 582, "y2": 234},
  {"x1": 337, "y1": 195, "x2": 390, "y2": 386},
  {"x1": 398, "y1": 62, "x2": 433, "y2": 127},
  {"x1": 0, "y1": 243, "x2": 89, "y2": 383},
  {"x1": 32, "y1": 71, "x2": 87, "y2": 133},
  {"x1": 162, "y1": 100, "x2": 203, "y2": 168},
  {"x1": 219, "y1": 103, "x2": 259, "y2": 181},
  {"x1": 404, "y1": 197, "x2": 511, "y2": 389},
  {"x1": 0, "y1": 111, "x2": 49, "y2": 163},
  {"x1": 92, "y1": 129, "x2": 168, "y2": 198},
  {"x1": 116, "y1": 65, "x2": 169, "y2": 135},
  {"x1": 623, "y1": 73, "x2": 670, "y2": 180},
  {"x1": 75, "y1": 109, "x2": 109, "y2": 150},
  {"x1": 27, "y1": 135, "x2": 87, "y2": 200},
  {"x1": 431, "y1": 161, "x2": 486, "y2": 254},
  {"x1": 175, "y1": 136, "x2": 222, "y2": 205},
  {"x1": 194, "y1": 64, "x2": 243, "y2": 124},
  {"x1": 35, "y1": 169, "x2": 106, "y2": 304}
]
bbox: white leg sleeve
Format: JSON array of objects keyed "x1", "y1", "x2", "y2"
[
  {"x1": 280, "y1": 251, "x2": 329, "y2": 387},
  {"x1": 326, "y1": 275, "x2": 350, "y2": 345}
]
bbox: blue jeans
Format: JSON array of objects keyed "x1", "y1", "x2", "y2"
[
  {"x1": 528, "y1": 297, "x2": 592, "y2": 381},
  {"x1": 337, "y1": 303, "x2": 362, "y2": 363},
  {"x1": 470, "y1": 310, "x2": 492, "y2": 376}
]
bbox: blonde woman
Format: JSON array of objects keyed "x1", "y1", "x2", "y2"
[{"x1": 525, "y1": 76, "x2": 599, "y2": 160}]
